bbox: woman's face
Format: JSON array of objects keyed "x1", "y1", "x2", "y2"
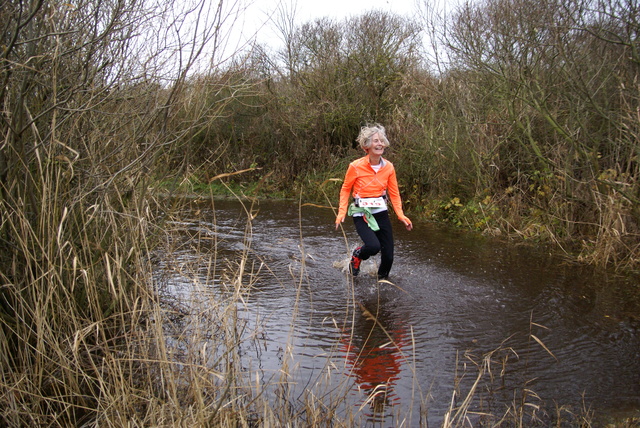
[{"x1": 367, "y1": 133, "x2": 386, "y2": 156}]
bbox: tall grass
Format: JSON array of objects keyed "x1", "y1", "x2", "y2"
[{"x1": 0, "y1": 182, "x2": 154, "y2": 425}]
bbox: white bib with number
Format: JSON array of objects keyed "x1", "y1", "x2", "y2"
[{"x1": 358, "y1": 197, "x2": 386, "y2": 208}]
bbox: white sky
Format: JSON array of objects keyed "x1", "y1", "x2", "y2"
[
  {"x1": 254, "y1": 0, "x2": 420, "y2": 23},
  {"x1": 233, "y1": 0, "x2": 426, "y2": 52},
  {"x1": 201, "y1": 0, "x2": 461, "y2": 70}
]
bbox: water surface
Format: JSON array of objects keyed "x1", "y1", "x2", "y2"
[{"x1": 158, "y1": 198, "x2": 640, "y2": 426}]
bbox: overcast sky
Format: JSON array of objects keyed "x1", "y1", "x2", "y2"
[
  {"x1": 234, "y1": 0, "x2": 425, "y2": 51},
  {"x1": 254, "y1": 0, "x2": 420, "y2": 23}
]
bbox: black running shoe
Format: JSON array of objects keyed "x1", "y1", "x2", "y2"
[{"x1": 350, "y1": 247, "x2": 362, "y2": 276}]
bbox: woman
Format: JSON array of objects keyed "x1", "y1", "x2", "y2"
[{"x1": 335, "y1": 124, "x2": 412, "y2": 279}]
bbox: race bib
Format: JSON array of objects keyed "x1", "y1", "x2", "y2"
[{"x1": 358, "y1": 197, "x2": 386, "y2": 208}]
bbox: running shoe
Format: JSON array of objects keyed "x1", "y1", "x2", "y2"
[{"x1": 350, "y1": 247, "x2": 362, "y2": 276}]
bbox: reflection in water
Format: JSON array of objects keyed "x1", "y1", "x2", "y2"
[
  {"x1": 340, "y1": 289, "x2": 409, "y2": 423},
  {"x1": 160, "y1": 198, "x2": 640, "y2": 425}
]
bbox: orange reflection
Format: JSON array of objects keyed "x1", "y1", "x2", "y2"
[{"x1": 340, "y1": 297, "x2": 409, "y2": 421}]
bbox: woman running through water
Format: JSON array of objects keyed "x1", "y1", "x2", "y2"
[{"x1": 335, "y1": 124, "x2": 413, "y2": 279}]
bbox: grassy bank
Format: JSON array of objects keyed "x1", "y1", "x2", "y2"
[{"x1": 156, "y1": 167, "x2": 640, "y2": 276}]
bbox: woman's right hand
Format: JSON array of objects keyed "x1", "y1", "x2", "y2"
[{"x1": 335, "y1": 215, "x2": 345, "y2": 230}]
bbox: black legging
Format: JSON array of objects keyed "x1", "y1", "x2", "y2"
[{"x1": 353, "y1": 210, "x2": 394, "y2": 278}]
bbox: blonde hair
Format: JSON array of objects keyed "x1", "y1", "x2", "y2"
[{"x1": 356, "y1": 124, "x2": 390, "y2": 151}]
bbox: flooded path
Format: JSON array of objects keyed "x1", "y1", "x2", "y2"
[{"x1": 157, "y1": 198, "x2": 640, "y2": 426}]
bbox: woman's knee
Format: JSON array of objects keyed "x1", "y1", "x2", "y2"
[{"x1": 363, "y1": 242, "x2": 381, "y2": 256}]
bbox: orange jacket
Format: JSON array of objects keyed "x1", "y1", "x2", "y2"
[{"x1": 336, "y1": 156, "x2": 410, "y2": 225}]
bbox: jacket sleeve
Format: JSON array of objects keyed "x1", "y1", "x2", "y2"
[
  {"x1": 386, "y1": 167, "x2": 411, "y2": 224},
  {"x1": 336, "y1": 163, "x2": 357, "y2": 224}
]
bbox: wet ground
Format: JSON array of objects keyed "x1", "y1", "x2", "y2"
[{"x1": 157, "y1": 198, "x2": 640, "y2": 426}]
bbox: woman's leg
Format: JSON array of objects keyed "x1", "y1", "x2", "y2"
[
  {"x1": 373, "y1": 211, "x2": 394, "y2": 279},
  {"x1": 353, "y1": 216, "x2": 381, "y2": 259}
]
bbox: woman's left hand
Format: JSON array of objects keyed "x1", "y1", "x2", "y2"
[{"x1": 401, "y1": 218, "x2": 413, "y2": 231}]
